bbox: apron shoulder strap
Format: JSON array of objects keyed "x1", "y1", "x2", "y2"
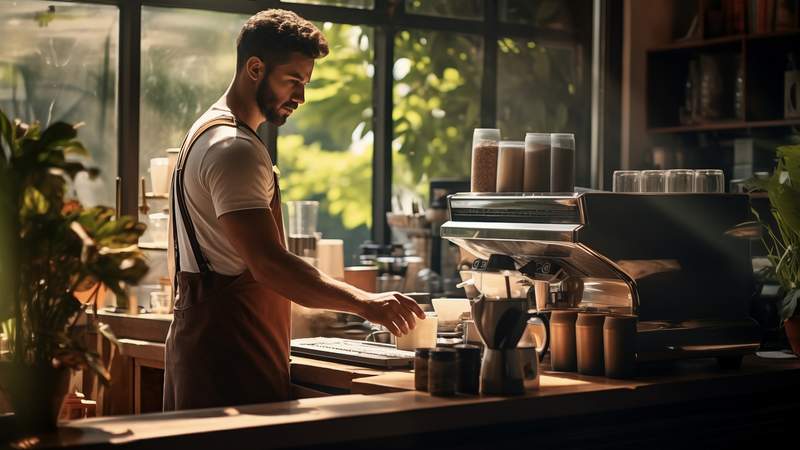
[{"x1": 171, "y1": 115, "x2": 238, "y2": 275}]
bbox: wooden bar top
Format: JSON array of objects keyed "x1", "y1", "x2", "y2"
[{"x1": 10, "y1": 354, "x2": 800, "y2": 449}]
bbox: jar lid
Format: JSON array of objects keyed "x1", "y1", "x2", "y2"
[
  {"x1": 415, "y1": 348, "x2": 434, "y2": 357},
  {"x1": 550, "y1": 133, "x2": 575, "y2": 149},
  {"x1": 498, "y1": 140, "x2": 524, "y2": 149},
  {"x1": 429, "y1": 347, "x2": 457, "y2": 361},
  {"x1": 453, "y1": 344, "x2": 481, "y2": 355},
  {"x1": 550, "y1": 310, "x2": 579, "y2": 321},
  {"x1": 576, "y1": 313, "x2": 606, "y2": 327}
]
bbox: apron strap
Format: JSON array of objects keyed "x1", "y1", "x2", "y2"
[{"x1": 171, "y1": 116, "x2": 238, "y2": 276}]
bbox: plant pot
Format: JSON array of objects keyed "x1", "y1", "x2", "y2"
[
  {"x1": 785, "y1": 316, "x2": 800, "y2": 356},
  {"x1": 0, "y1": 362, "x2": 70, "y2": 435}
]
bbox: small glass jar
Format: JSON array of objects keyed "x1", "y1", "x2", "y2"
[
  {"x1": 470, "y1": 128, "x2": 500, "y2": 192},
  {"x1": 428, "y1": 347, "x2": 458, "y2": 396},
  {"x1": 550, "y1": 133, "x2": 576, "y2": 192},
  {"x1": 496, "y1": 140, "x2": 525, "y2": 192},
  {"x1": 454, "y1": 344, "x2": 481, "y2": 394},
  {"x1": 414, "y1": 348, "x2": 432, "y2": 391}
]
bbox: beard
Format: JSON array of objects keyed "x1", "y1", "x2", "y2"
[{"x1": 256, "y1": 76, "x2": 297, "y2": 126}]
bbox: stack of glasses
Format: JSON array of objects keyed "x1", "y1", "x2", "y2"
[{"x1": 612, "y1": 169, "x2": 725, "y2": 193}]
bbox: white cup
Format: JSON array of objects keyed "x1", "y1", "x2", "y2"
[
  {"x1": 150, "y1": 158, "x2": 170, "y2": 195},
  {"x1": 396, "y1": 312, "x2": 438, "y2": 351},
  {"x1": 317, "y1": 239, "x2": 345, "y2": 280}
]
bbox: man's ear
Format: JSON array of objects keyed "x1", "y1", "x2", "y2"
[{"x1": 245, "y1": 56, "x2": 265, "y2": 82}]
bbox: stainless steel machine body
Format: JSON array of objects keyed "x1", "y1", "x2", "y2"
[{"x1": 442, "y1": 192, "x2": 761, "y2": 363}]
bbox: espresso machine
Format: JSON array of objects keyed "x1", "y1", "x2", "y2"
[{"x1": 442, "y1": 192, "x2": 762, "y2": 368}]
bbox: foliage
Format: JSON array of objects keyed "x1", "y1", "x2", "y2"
[
  {"x1": 748, "y1": 145, "x2": 800, "y2": 322},
  {"x1": 0, "y1": 108, "x2": 148, "y2": 382}
]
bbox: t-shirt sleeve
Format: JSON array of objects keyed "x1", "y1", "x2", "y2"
[{"x1": 200, "y1": 136, "x2": 275, "y2": 218}]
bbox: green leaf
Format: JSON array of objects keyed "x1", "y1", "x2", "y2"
[
  {"x1": 96, "y1": 321, "x2": 119, "y2": 347},
  {"x1": 84, "y1": 351, "x2": 112, "y2": 384},
  {"x1": 21, "y1": 186, "x2": 49, "y2": 216},
  {"x1": 39, "y1": 122, "x2": 78, "y2": 149},
  {"x1": 781, "y1": 289, "x2": 800, "y2": 323},
  {"x1": 62, "y1": 141, "x2": 89, "y2": 158},
  {"x1": 777, "y1": 145, "x2": 800, "y2": 189},
  {"x1": 0, "y1": 109, "x2": 14, "y2": 155}
]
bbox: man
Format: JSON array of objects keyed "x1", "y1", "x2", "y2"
[{"x1": 163, "y1": 9, "x2": 424, "y2": 411}]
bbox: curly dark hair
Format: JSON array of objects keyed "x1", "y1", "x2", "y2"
[{"x1": 236, "y1": 9, "x2": 329, "y2": 70}]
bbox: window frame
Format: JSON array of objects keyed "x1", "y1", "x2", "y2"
[{"x1": 53, "y1": 0, "x2": 592, "y2": 244}]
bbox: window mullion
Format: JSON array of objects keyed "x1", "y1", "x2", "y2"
[
  {"x1": 480, "y1": 0, "x2": 498, "y2": 128},
  {"x1": 371, "y1": 0, "x2": 394, "y2": 245},
  {"x1": 118, "y1": 0, "x2": 141, "y2": 218}
]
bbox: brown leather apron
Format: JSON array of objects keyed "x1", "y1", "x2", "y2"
[{"x1": 163, "y1": 115, "x2": 291, "y2": 411}]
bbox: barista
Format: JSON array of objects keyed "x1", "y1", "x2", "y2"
[{"x1": 163, "y1": 9, "x2": 424, "y2": 411}]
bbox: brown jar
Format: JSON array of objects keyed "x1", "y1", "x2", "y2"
[
  {"x1": 576, "y1": 313, "x2": 606, "y2": 376},
  {"x1": 603, "y1": 315, "x2": 638, "y2": 379},
  {"x1": 428, "y1": 347, "x2": 458, "y2": 396},
  {"x1": 414, "y1": 348, "x2": 432, "y2": 391},
  {"x1": 550, "y1": 310, "x2": 578, "y2": 372},
  {"x1": 454, "y1": 344, "x2": 481, "y2": 395}
]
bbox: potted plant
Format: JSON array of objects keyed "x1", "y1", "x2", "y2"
[
  {"x1": 0, "y1": 109, "x2": 149, "y2": 433},
  {"x1": 749, "y1": 144, "x2": 800, "y2": 355}
]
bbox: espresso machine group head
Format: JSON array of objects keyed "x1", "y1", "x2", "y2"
[{"x1": 443, "y1": 192, "x2": 761, "y2": 365}]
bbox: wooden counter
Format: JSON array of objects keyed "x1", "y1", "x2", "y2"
[{"x1": 9, "y1": 354, "x2": 800, "y2": 449}]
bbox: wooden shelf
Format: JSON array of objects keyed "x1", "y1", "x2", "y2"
[
  {"x1": 745, "y1": 29, "x2": 800, "y2": 40},
  {"x1": 144, "y1": 192, "x2": 168, "y2": 200},
  {"x1": 647, "y1": 30, "x2": 800, "y2": 53},
  {"x1": 648, "y1": 119, "x2": 800, "y2": 134},
  {"x1": 648, "y1": 35, "x2": 744, "y2": 53}
]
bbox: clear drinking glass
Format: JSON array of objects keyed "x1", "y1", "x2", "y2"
[
  {"x1": 666, "y1": 169, "x2": 695, "y2": 193},
  {"x1": 694, "y1": 169, "x2": 725, "y2": 193},
  {"x1": 550, "y1": 133, "x2": 576, "y2": 192},
  {"x1": 612, "y1": 170, "x2": 641, "y2": 193},
  {"x1": 287, "y1": 200, "x2": 319, "y2": 237},
  {"x1": 640, "y1": 170, "x2": 667, "y2": 193}
]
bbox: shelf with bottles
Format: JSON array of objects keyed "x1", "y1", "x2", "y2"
[
  {"x1": 647, "y1": 45, "x2": 745, "y2": 130},
  {"x1": 646, "y1": 34, "x2": 799, "y2": 132},
  {"x1": 645, "y1": 0, "x2": 800, "y2": 134}
]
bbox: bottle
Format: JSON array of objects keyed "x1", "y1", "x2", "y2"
[
  {"x1": 680, "y1": 59, "x2": 696, "y2": 125},
  {"x1": 735, "y1": 55, "x2": 745, "y2": 120}
]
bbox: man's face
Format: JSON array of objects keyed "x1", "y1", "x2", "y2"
[{"x1": 256, "y1": 52, "x2": 315, "y2": 126}]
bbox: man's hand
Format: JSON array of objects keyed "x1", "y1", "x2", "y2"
[{"x1": 358, "y1": 292, "x2": 426, "y2": 337}]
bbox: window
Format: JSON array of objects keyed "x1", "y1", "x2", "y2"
[
  {"x1": 496, "y1": 37, "x2": 584, "y2": 140},
  {"x1": 392, "y1": 30, "x2": 483, "y2": 201},
  {"x1": 498, "y1": 0, "x2": 579, "y2": 29},
  {"x1": 0, "y1": 1, "x2": 118, "y2": 207},
  {"x1": 138, "y1": 6, "x2": 247, "y2": 247},
  {"x1": 140, "y1": 13, "x2": 374, "y2": 264},
  {"x1": 282, "y1": 0, "x2": 374, "y2": 9},
  {"x1": 279, "y1": 23, "x2": 374, "y2": 264},
  {"x1": 405, "y1": 0, "x2": 484, "y2": 20},
  {"x1": 3, "y1": 0, "x2": 594, "y2": 253}
]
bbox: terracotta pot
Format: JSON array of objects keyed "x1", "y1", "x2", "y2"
[
  {"x1": 785, "y1": 316, "x2": 800, "y2": 356},
  {"x1": 0, "y1": 362, "x2": 70, "y2": 435}
]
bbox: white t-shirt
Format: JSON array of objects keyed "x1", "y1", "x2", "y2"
[{"x1": 169, "y1": 103, "x2": 276, "y2": 276}]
